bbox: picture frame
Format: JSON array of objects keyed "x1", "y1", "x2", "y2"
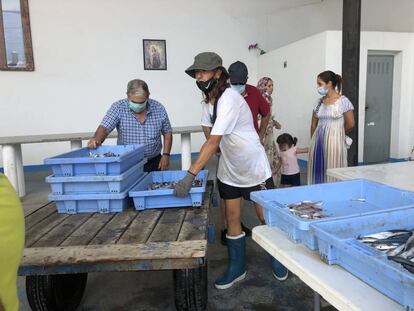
[{"x1": 143, "y1": 39, "x2": 167, "y2": 70}]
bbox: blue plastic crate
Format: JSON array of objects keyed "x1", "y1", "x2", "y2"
[
  {"x1": 251, "y1": 179, "x2": 414, "y2": 250},
  {"x1": 310, "y1": 207, "x2": 414, "y2": 310},
  {"x1": 44, "y1": 144, "x2": 145, "y2": 176},
  {"x1": 49, "y1": 174, "x2": 146, "y2": 214},
  {"x1": 46, "y1": 158, "x2": 146, "y2": 194},
  {"x1": 129, "y1": 170, "x2": 209, "y2": 210}
]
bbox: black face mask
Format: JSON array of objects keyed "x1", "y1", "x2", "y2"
[{"x1": 196, "y1": 78, "x2": 217, "y2": 96}]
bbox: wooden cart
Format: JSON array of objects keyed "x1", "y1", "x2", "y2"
[{"x1": 19, "y1": 183, "x2": 212, "y2": 311}]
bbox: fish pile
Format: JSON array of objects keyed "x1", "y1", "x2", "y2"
[
  {"x1": 89, "y1": 151, "x2": 120, "y2": 158},
  {"x1": 286, "y1": 201, "x2": 326, "y2": 219},
  {"x1": 148, "y1": 179, "x2": 202, "y2": 190},
  {"x1": 358, "y1": 230, "x2": 414, "y2": 273}
]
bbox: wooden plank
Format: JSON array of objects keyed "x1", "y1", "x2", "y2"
[
  {"x1": 60, "y1": 213, "x2": 115, "y2": 246},
  {"x1": 33, "y1": 213, "x2": 93, "y2": 248},
  {"x1": 89, "y1": 211, "x2": 137, "y2": 245},
  {"x1": 19, "y1": 258, "x2": 203, "y2": 276},
  {"x1": 117, "y1": 209, "x2": 163, "y2": 244},
  {"x1": 25, "y1": 212, "x2": 70, "y2": 247},
  {"x1": 147, "y1": 209, "x2": 186, "y2": 242},
  {"x1": 20, "y1": 240, "x2": 207, "y2": 267},
  {"x1": 25, "y1": 202, "x2": 56, "y2": 230},
  {"x1": 177, "y1": 185, "x2": 211, "y2": 241},
  {"x1": 177, "y1": 208, "x2": 208, "y2": 241}
]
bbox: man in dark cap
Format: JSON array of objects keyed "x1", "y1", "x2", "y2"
[{"x1": 228, "y1": 61, "x2": 271, "y2": 143}]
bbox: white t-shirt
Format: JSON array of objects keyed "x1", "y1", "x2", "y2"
[{"x1": 201, "y1": 88, "x2": 271, "y2": 187}]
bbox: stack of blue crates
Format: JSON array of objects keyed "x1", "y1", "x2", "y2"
[
  {"x1": 251, "y1": 179, "x2": 414, "y2": 250},
  {"x1": 44, "y1": 144, "x2": 146, "y2": 214},
  {"x1": 250, "y1": 179, "x2": 414, "y2": 309}
]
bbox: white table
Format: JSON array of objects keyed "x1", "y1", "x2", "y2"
[
  {"x1": 0, "y1": 126, "x2": 202, "y2": 197},
  {"x1": 252, "y1": 225, "x2": 404, "y2": 311},
  {"x1": 327, "y1": 161, "x2": 414, "y2": 191}
]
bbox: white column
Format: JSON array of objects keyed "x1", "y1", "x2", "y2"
[
  {"x1": 2, "y1": 144, "x2": 19, "y2": 194},
  {"x1": 181, "y1": 133, "x2": 191, "y2": 170},
  {"x1": 15, "y1": 144, "x2": 26, "y2": 197},
  {"x1": 70, "y1": 140, "x2": 82, "y2": 150}
]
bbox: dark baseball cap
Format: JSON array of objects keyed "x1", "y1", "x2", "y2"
[
  {"x1": 185, "y1": 52, "x2": 228, "y2": 78},
  {"x1": 228, "y1": 61, "x2": 248, "y2": 84}
]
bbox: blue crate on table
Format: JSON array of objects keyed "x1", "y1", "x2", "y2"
[
  {"x1": 49, "y1": 174, "x2": 146, "y2": 214},
  {"x1": 129, "y1": 170, "x2": 209, "y2": 210},
  {"x1": 46, "y1": 158, "x2": 146, "y2": 195},
  {"x1": 44, "y1": 144, "x2": 145, "y2": 176},
  {"x1": 250, "y1": 179, "x2": 414, "y2": 250},
  {"x1": 310, "y1": 207, "x2": 414, "y2": 310}
]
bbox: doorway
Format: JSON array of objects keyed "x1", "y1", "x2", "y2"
[{"x1": 363, "y1": 55, "x2": 394, "y2": 164}]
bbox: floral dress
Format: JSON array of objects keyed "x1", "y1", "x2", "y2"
[
  {"x1": 261, "y1": 94, "x2": 281, "y2": 184},
  {"x1": 307, "y1": 96, "x2": 354, "y2": 184}
]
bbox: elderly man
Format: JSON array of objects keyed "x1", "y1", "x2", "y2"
[{"x1": 88, "y1": 79, "x2": 173, "y2": 172}]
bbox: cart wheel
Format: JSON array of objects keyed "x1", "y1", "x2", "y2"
[
  {"x1": 173, "y1": 264, "x2": 207, "y2": 311},
  {"x1": 26, "y1": 273, "x2": 88, "y2": 311}
]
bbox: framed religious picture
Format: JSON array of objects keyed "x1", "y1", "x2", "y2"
[{"x1": 143, "y1": 39, "x2": 167, "y2": 70}]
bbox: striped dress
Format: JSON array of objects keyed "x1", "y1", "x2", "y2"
[{"x1": 307, "y1": 96, "x2": 354, "y2": 184}]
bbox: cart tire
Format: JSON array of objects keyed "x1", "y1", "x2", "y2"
[
  {"x1": 173, "y1": 264, "x2": 207, "y2": 311},
  {"x1": 26, "y1": 273, "x2": 88, "y2": 311}
]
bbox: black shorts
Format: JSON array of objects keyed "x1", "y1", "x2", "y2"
[
  {"x1": 217, "y1": 177, "x2": 275, "y2": 201},
  {"x1": 280, "y1": 173, "x2": 301, "y2": 186}
]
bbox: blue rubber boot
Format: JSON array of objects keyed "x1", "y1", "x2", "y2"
[
  {"x1": 271, "y1": 256, "x2": 288, "y2": 281},
  {"x1": 215, "y1": 232, "x2": 246, "y2": 289}
]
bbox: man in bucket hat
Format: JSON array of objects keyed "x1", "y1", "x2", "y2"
[{"x1": 174, "y1": 52, "x2": 288, "y2": 289}]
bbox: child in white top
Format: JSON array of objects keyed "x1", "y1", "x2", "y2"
[{"x1": 276, "y1": 133, "x2": 308, "y2": 187}]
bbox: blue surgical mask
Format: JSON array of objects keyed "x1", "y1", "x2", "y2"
[
  {"x1": 231, "y1": 84, "x2": 246, "y2": 94},
  {"x1": 317, "y1": 87, "x2": 328, "y2": 96},
  {"x1": 128, "y1": 100, "x2": 147, "y2": 113}
]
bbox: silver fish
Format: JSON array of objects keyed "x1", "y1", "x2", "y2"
[
  {"x1": 387, "y1": 244, "x2": 406, "y2": 257},
  {"x1": 404, "y1": 234, "x2": 414, "y2": 251}
]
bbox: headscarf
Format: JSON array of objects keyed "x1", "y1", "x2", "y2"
[{"x1": 257, "y1": 77, "x2": 273, "y2": 105}]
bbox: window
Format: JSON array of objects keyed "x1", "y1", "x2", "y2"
[{"x1": 0, "y1": 0, "x2": 34, "y2": 71}]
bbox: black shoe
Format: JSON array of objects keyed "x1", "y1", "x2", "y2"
[
  {"x1": 220, "y1": 229, "x2": 228, "y2": 246},
  {"x1": 241, "y1": 222, "x2": 252, "y2": 237}
]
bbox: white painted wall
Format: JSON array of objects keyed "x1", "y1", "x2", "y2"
[
  {"x1": 259, "y1": 31, "x2": 414, "y2": 162},
  {"x1": 262, "y1": 0, "x2": 414, "y2": 51},
  {"x1": 258, "y1": 32, "x2": 327, "y2": 162},
  {"x1": 0, "y1": 0, "x2": 262, "y2": 166}
]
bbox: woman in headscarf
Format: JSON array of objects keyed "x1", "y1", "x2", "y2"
[{"x1": 257, "y1": 77, "x2": 282, "y2": 184}]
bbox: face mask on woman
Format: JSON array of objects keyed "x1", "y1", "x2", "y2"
[
  {"x1": 317, "y1": 86, "x2": 328, "y2": 96},
  {"x1": 128, "y1": 100, "x2": 147, "y2": 113},
  {"x1": 231, "y1": 84, "x2": 246, "y2": 94},
  {"x1": 196, "y1": 78, "x2": 217, "y2": 96}
]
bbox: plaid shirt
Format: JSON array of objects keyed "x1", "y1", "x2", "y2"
[{"x1": 101, "y1": 98, "x2": 172, "y2": 159}]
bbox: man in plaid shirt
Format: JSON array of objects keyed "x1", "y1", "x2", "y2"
[{"x1": 88, "y1": 79, "x2": 173, "y2": 172}]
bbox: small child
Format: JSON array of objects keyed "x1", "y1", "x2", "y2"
[{"x1": 276, "y1": 133, "x2": 309, "y2": 187}]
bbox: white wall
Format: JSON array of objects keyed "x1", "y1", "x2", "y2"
[
  {"x1": 259, "y1": 30, "x2": 414, "y2": 162},
  {"x1": 262, "y1": 0, "x2": 414, "y2": 51},
  {"x1": 0, "y1": 0, "x2": 261, "y2": 166},
  {"x1": 258, "y1": 32, "x2": 327, "y2": 162}
]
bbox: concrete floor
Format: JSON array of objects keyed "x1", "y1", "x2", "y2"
[{"x1": 17, "y1": 157, "x2": 335, "y2": 311}]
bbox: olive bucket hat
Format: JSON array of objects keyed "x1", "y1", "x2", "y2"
[{"x1": 185, "y1": 52, "x2": 229, "y2": 78}]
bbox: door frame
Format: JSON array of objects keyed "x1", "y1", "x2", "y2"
[{"x1": 360, "y1": 50, "x2": 402, "y2": 163}]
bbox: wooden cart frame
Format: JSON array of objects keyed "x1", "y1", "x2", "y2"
[{"x1": 19, "y1": 183, "x2": 212, "y2": 311}]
